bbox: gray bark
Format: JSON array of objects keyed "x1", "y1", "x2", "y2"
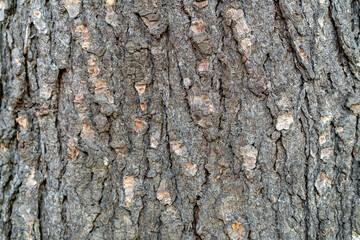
[{"x1": 0, "y1": 0, "x2": 360, "y2": 239}]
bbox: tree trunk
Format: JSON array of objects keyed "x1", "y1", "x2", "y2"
[{"x1": 1, "y1": 0, "x2": 360, "y2": 239}]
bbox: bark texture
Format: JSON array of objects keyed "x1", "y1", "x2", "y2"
[{"x1": 1, "y1": 0, "x2": 360, "y2": 239}]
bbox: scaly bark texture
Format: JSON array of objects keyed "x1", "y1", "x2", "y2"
[{"x1": 0, "y1": 0, "x2": 360, "y2": 239}]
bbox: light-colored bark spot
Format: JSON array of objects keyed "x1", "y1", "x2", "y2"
[
  {"x1": 276, "y1": 113, "x2": 294, "y2": 130},
  {"x1": 106, "y1": 0, "x2": 115, "y2": 5},
  {"x1": 232, "y1": 221, "x2": 243, "y2": 237},
  {"x1": 81, "y1": 40, "x2": 91, "y2": 50},
  {"x1": 185, "y1": 162, "x2": 197, "y2": 176},
  {"x1": 87, "y1": 55, "x2": 97, "y2": 66},
  {"x1": 110, "y1": 140, "x2": 126, "y2": 154},
  {"x1": 123, "y1": 176, "x2": 135, "y2": 206},
  {"x1": 194, "y1": 0, "x2": 208, "y2": 7},
  {"x1": 133, "y1": 117, "x2": 147, "y2": 132},
  {"x1": 183, "y1": 77, "x2": 192, "y2": 88},
  {"x1": 93, "y1": 79, "x2": 108, "y2": 94},
  {"x1": 74, "y1": 93, "x2": 84, "y2": 103},
  {"x1": 235, "y1": 21, "x2": 249, "y2": 36},
  {"x1": 198, "y1": 60, "x2": 209, "y2": 72},
  {"x1": 201, "y1": 95, "x2": 210, "y2": 106},
  {"x1": 141, "y1": 17, "x2": 158, "y2": 28},
  {"x1": 299, "y1": 48, "x2": 308, "y2": 60},
  {"x1": 240, "y1": 145, "x2": 258, "y2": 170},
  {"x1": 157, "y1": 190, "x2": 171, "y2": 205},
  {"x1": 352, "y1": 231, "x2": 360, "y2": 240},
  {"x1": 166, "y1": 206, "x2": 177, "y2": 218},
  {"x1": 157, "y1": 179, "x2": 172, "y2": 205},
  {"x1": 65, "y1": 0, "x2": 80, "y2": 18},
  {"x1": 197, "y1": 116, "x2": 212, "y2": 128},
  {"x1": 88, "y1": 65, "x2": 100, "y2": 77},
  {"x1": 81, "y1": 123, "x2": 96, "y2": 140},
  {"x1": 150, "y1": 136, "x2": 159, "y2": 148},
  {"x1": 135, "y1": 84, "x2": 146, "y2": 95},
  {"x1": 67, "y1": 139, "x2": 79, "y2": 159},
  {"x1": 227, "y1": 8, "x2": 244, "y2": 21},
  {"x1": 350, "y1": 104, "x2": 360, "y2": 115},
  {"x1": 76, "y1": 24, "x2": 87, "y2": 33},
  {"x1": 32, "y1": 9, "x2": 41, "y2": 18},
  {"x1": 26, "y1": 168, "x2": 37, "y2": 188},
  {"x1": 318, "y1": 135, "x2": 326, "y2": 145},
  {"x1": 335, "y1": 127, "x2": 344, "y2": 133},
  {"x1": 240, "y1": 38, "x2": 252, "y2": 51},
  {"x1": 107, "y1": 94, "x2": 114, "y2": 104},
  {"x1": 40, "y1": 85, "x2": 52, "y2": 100},
  {"x1": 320, "y1": 147, "x2": 333, "y2": 159},
  {"x1": 140, "y1": 103, "x2": 146, "y2": 111},
  {"x1": 16, "y1": 114, "x2": 27, "y2": 129},
  {"x1": 0, "y1": 142, "x2": 6, "y2": 153},
  {"x1": 315, "y1": 171, "x2": 331, "y2": 194},
  {"x1": 277, "y1": 96, "x2": 291, "y2": 108},
  {"x1": 191, "y1": 18, "x2": 204, "y2": 34},
  {"x1": 171, "y1": 141, "x2": 183, "y2": 156},
  {"x1": 208, "y1": 104, "x2": 214, "y2": 112},
  {"x1": 150, "y1": 130, "x2": 161, "y2": 148},
  {"x1": 320, "y1": 115, "x2": 331, "y2": 124},
  {"x1": 0, "y1": 1, "x2": 4, "y2": 22}
]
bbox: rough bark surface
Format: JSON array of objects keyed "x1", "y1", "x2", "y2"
[{"x1": 0, "y1": 0, "x2": 360, "y2": 239}]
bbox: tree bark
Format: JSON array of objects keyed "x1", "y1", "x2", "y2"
[{"x1": 0, "y1": 0, "x2": 360, "y2": 239}]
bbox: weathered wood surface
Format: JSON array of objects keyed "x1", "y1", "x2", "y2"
[{"x1": 0, "y1": 0, "x2": 360, "y2": 239}]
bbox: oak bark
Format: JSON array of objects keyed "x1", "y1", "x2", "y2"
[{"x1": 1, "y1": 0, "x2": 360, "y2": 239}]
